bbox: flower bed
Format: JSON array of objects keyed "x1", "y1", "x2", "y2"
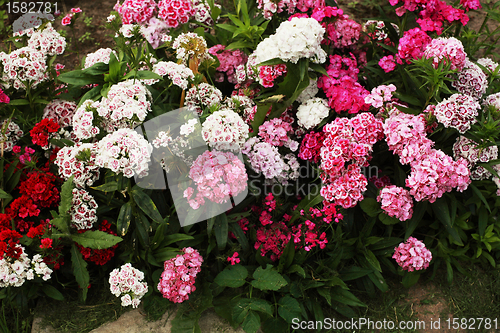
[{"x1": 0, "y1": 0, "x2": 500, "y2": 331}]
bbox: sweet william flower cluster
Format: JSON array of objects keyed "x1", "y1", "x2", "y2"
[
  {"x1": 109, "y1": 263, "x2": 148, "y2": 308},
  {"x1": 393, "y1": 237, "x2": 432, "y2": 272},
  {"x1": 157, "y1": 247, "x2": 203, "y2": 303}
]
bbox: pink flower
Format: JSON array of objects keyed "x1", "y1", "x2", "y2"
[
  {"x1": 393, "y1": 237, "x2": 432, "y2": 272},
  {"x1": 379, "y1": 55, "x2": 396, "y2": 73},
  {"x1": 61, "y1": 14, "x2": 72, "y2": 26},
  {"x1": 227, "y1": 252, "x2": 240, "y2": 265},
  {"x1": 71, "y1": 7, "x2": 82, "y2": 13}
]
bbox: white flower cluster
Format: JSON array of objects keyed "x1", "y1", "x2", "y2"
[
  {"x1": 12, "y1": 12, "x2": 54, "y2": 38},
  {"x1": 143, "y1": 61, "x2": 194, "y2": 89},
  {"x1": 0, "y1": 247, "x2": 52, "y2": 288},
  {"x1": 254, "y1": 17, "x2": 327, "y2": 65},
  {"x1": 296, "y1": 77, "x2": 319, "y2": 104},
  {"x1": 96, "y1": 128, "x2": 153, "y2": 178},
  {"x1": 73, "y1": 100, "x2": 101, "y2": 140},
  {"x1": 185, "y1": 83, "x2": 223, "y2": 114},
  {"x1": 1, "y1": 120, "x2": 23, "y2": 152},
  {"x1": 172, "y1": 32, "x2": 212, "y2": 65},
  {"x1": 434, "y1": 93, "x2": 480, "y2": 134},
  {"x1": 119, "y1": 24, "x2": 138, "y2": 38},
  {"x1": 296, "y1": 97, "x2": 330, "y2": 129},
  {"x1": 477, "y1": 57, "x2": 499, "y2": 74},
  {"x1": 152, "y1": 132, "x2": 193, "y2": 171},
  {"x1": 27, "y1": 23, "x2": 66, "y2": 56},
  {"x1": 453, "y1": 136, "x2": 498, "y2": 180},
  {"x1": 56, "y1": 143, "x2": 100, "y2": 188},
  {"x1": 202, "y1": 109, "x2": 249, "y2": 151},
  {"x1": 452, "y1": 59, "x2": 488, "y2": 100},
  {"x1": 0, "y1": 47, "x2": 47, "y2": 90},
  {"x1": 84, "y1": 48, "x2": 118, "y2": 69},
  {"x1": 192, "y1": 0, "x2": 219, "y2": 27},
  {"x1": 180, "y1": 118, "x2": 199, "y2": 136},
  {"x1": 109, "y1": 263, "x2": 148, "y2": 308},
  {"x1": 43, "y1": 99, "x2": 77, "y2": 127},
  {"x1": 70, "y1": 188, "x2": 98, "y2": 230},
  {"x1": 484, "y1": 92, "x2": 500, "y2": 110},
  {"x1": 97, "y1": 80, "x2": 152, "y2": 131}
]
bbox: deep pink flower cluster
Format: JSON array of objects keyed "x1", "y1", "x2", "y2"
[
  {"x1": 379, "y1": 55, "x2": 397, "y2": 73},
  {"x1": 157, "y1": 0, "x2": 195, "y2": 28},
  {"x1": 423, "y1": 37, "x2": 467, "y2": 71},
  {"x1": 184, "y1": 151, "x2": 248, "y2": 209},
  {"x1": 389, "y1": 0, "x2": 468, "y2": 35},
  {"x1": 329, "y1": 17, "x2": 362, "y2": 49},
  {"x1": 377, "y1": 185, "x2": 413, "y2": 221},
  {"x1": 255, "y1": 221, "x2": 291, "y2": 261},
  {"x1": 369, "y1": 174, "x2": 392, "y2": 189},
  {"x1": 451, "y1": 59, "x2": 488, "y2": 100},
  {"x1": 157, "y1": 247, "x2": 203, "y2": 303},
  {"x1": 208, "y1": 45, "x2": 248, "y2": 84},
  {"x1": 317, "y1": 55, "x2": 369, "y2": 114},
  {"x1": 320, "y1": 165, "x2": 368, "y2": 209},
  {"x1": 406, "y1": 149, "x2": 470, "y2": 202},
  {"x1": 298, "y1": 131, "x2": 325, "y2": 163},
  {"x1": 460, "y1": 0, "x2": 481, "y2": 11},
  {"x1": 393, "y1": 237, "x2": 432, "y2": 272},
  {"x1": 433, "y1": 93, "x2": 480, "y2": 134},
  {"x1": 397, "y1": 27, "x2": 432, "y2": 64},
  {"x1": 258, "y1": 118, "x2": 293, "y2": 147},
  {"x1": 258, "y1": 64, "x2": 287, "y2": 88},
  {"x1": 114, "y1": 0, "x2": 156, "y2": 24}
]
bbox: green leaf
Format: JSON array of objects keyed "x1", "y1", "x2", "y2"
[
  {"x1": 251, "y1": 264, "x2": 287, "y2": 291},
  {"x1": 59, "y1": 176, "x2": 75, "y2": 216},
  {"x1": 432, "y1": 198, "x2": 464, "y2": 246},
  {"x1": 278, "y1": 296, "x2": 302, "y2": 323},
  {"x1": 363, "y1": 249, "x2": 382, "y2": 272},
  {"x1": 405, "y1": 201, "x2": 427, "y2": 239},
  {"x1": 287, "y1": 264, "x2": 306, "y2": 278},
  {"x1": 82, "y1": 61, "x2": 109, "y2": 75},
  {"x1": 108, "y1": 52, "x2": 120, "y2": 81},
  {"x1": 216, "y1": 23, "x2": 238, "y2": 33},
  {"x1": 49, "y1": 217, "x2": 70, "y2": 234},
  {"x1": 58, "y1": 70, "x2": 102, "y2": 86},
  {"x1": 91, "y1": 182, "x2": 118, "y2": 192},
  {"x1": 71, "y1": 244, "x2": 90, "y2": 301},
  {"x1": 233, "y1": 298, "x2": 273, "y2": 323},
  {"x1": 379, "y1": 212, "x2": 400, "y2": 225},
  {"x1": 478, "y1": 206, "x2": 489, "y2": 237},
  {"x1": 117, "y1": 201, "x2": 133, "y2": 236},
  {"x1": 309, "y1": 63, "x2": 328, "y2": 76},
  {"x1": 470, "y1": 183, "x2": 491, "y2": 213},
  {"x1": 42, "y1": 285, "x2": 64, "y2": 301},
  {"x1": 8, "y1": 99, "x2": 30, "y2": 105},
  {"x1": 214, "y1": 213, "x2": 228, "y2": 250},
  {"x1": 153, "y1": 247, "x2": 178, "y2": 262},
  {"x1": 72, "y1": 230, "x2": 122, "y2": 249},
  {"x1": 163, "y1": 234, "x2": 194, "y2": 246},
  {"x1": 214, "y1": 264, "x2": 248, "y2": 288},
  {"x1": 339, "y1": 267, "x2": 372, "y2": 281},
  {"x1": 359, "y1": 197, "x2": 380, "y2": 217},
  {"x1": 242, "y1": 310, "x2": 260, "y2": 333},
  {"x1": 331, "y1": 287, "x2": 366, "y2": 307},
  {"x1": 259, "y1": 58, "x2": 284, "y2": 66},
  {"x1": 402, "y1": 272, "x2": 420, "y2": 288},
  {"x1": 131, "y1": 186, "x2": 163, "y2": 224},
  {"x1": 252, "y1": 103, "x2": 271, "y2": 133},
  {"x1": 0, "y1": 189, "x2": 12, "y2": 201},
  {"x1": 76, "y1": 86, "x2": 102, "y2": 108},
  {"x1": 277, "y1": 238, "x2": 294, "y2": 272}
]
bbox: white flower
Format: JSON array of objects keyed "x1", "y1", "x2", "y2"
[{"x1": 296, "y1": 98, "x2": 330, "y2": 129}]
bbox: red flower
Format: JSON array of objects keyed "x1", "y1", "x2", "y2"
[
  {"x1": 19, "y1": 171, "x2": 60, "y2": 208},
  {"x1": 30, "y1": 118, "x2": 60, "y2": 149},
  {"x1": 40, "y1": 238, "x2": 53, "y2": 249},
  {"x1": 61, "y1": 14, "x2": 72, "y2": 26}
]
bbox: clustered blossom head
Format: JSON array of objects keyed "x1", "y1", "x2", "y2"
[
  {"x1": 84, "y1": 48, "x2": 118, "y2": 69},
  {"x1": 477, "y1": 57, "x2": 499, "y2": 74},
  {"x1": 296, "y1": 78, "x2": 319, "y2": 103},
  {"x1": 97, "y1": 80, "x2": 152, "y2": 131},
  {"x1": 255, "y1": 222, "x2": 291, "y2": 261},
  {"x1": 12, "y1": 12, "x2": 54, "y2": 38},
  {"x1": 43, "y1": 99, "x2": 77, "y2": 128},
  {"x1": 364, "y1": 20, "x2": 399, "y2": 44},
  {"x1": 258, "y1": 118, "x2": 294, "y2": 147},
  {"x1": 423, "y1": 37, "x2": 467, "y2": 71},
  {"x1": 451, "y1": 59, "x2": 488, "y2": 100},
  {"x1": 298, "y1": 131, "x2": 324, "y2": 163},
  {"x1": 56, "y1": 143, "x2": 100, "y2": 187},
  {"x1": 393, "y1": 237, "x2": 432, "y2": 272},
  {"x1": 377, "y1": 185, "x2": 413, "y2": 221},
  {"x1": 201, "y1": 109, "x2": 249, "y2": 151},
  {"x1": 397, "y1": 27, "x2": 431, "y2": 64},
  {"x1": 30, "y1": 118, "x2": 60, "y2": 150},
  {"x1": 0, "y1": 245, "x2": 52, "y2": 287},
  {"x1": 145, "y1": 61, "x2": 194, "y2": 89},
  {"x1": 72, "y1": 100, "x2": 101, "y2": 140},
  {"x1": 0, "y1": 47, "x2": 48, "y2": 90},
  {"x1": 157, "y1": 247, "x2": 203, "y2": 303},
  {"x1": 96, "y1": 128, "x2": 152, "y2": 178},
  {"x1": 406, "y1": 149, "x2": 470, "y2": 202},
  {"x1": 257, "y1": 64, "x2": 287, "y2": 88},
  {"x1": 364, "y1": 84, "x2": 397, "y2": 108},
  {"x1": 191, "y1": 0, "x2": 219, "y2": 28},
  {"x1": 185, "y1": 83, "x2": 223, "y2": 114},
  {"x1": 317, "y1": 55, "x2": 370, "y2": 114},
  {"x1": 157, "y1": 0, "x2": 195, "y2": 28},
  {"x1": 114, "y1": 0, "x2": 156, "y2": 24},
  {"x1": 19, "y1": 170, "x2": 60, "y2": 208},
  {"x1": 184, "y1": 150, "x2": 247, "y2": 209},
  {"x1": 0, "y1": 120, "x2": 23, "y2": 152},
  {"x1": 27, "y1": 23, "x2": 66, "y2": 56},
  {"x1": 209, "y1": 45, "x2": 248, "y2": 84},
  {"x1": 296, "y1": 97, "x2": 330, "y2": 129},
  {"x1": 328, "y1": 17, "x2": 362, "y2": 49},
  {"x1": 379, "y1": 55, "x2": 397, "y2": 73},
  {"x1": 70, "y1": 188, "x2": 98, "y2": 230},
  {"x1": 224, "y1": 95, "x2": 256, "y2": 124},
  {"x1": 453, "y1": 136, "x2": 498, "y2": 180},
  {"x1": 433, "y1": 93, "x2": 480, "y2": 134},
  {"x1": 484, "y1": 92, "x2": 500, "y2": 111},
  {"x1": 140, "y1": 18, "x2": 171, "y2": 49},
  {"x1": 254, "y1": 17, "x2": 327, "y2": 65},
  {"x1": 109, "y1": 263, "x2": 148, "y2": 308},
  {"x1": 256, "y1": 0, "x2": 296, "y2": 19},
  {"x1": 172, "y1": 32, "x2": 212, "y2": 65}
]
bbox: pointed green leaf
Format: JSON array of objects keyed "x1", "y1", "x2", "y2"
[
  {"x1": 214, "y1": 213, "x2": 228, "y2": 250},
  {"x1": 72, "y1": 230, "x2": 122, "y2": 249},
  {"x1": 117, "y1": 201, "x2": 133, "y2": 236},
  {"x1": 131, "y1": 186, "x2": 163, "y2": 224},
  {"x1": 278, "y1": 296, "x2": 302, "y2": 323},
  {"x1": 59, "y1": 176, "x2": 75, "y2": 216},
  {"x1": 215, "y1": 264, "x2": 248, "y2": 288},
  {"x1": 251, "y1": 264, "x2": 287, "y2": 291},
  {"x1": 71, "y1": 244, "x2": 89, "y2": 301}
]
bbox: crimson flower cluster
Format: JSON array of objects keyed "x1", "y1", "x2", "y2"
[{"x1": 30, "y1": 118, "x2": 60, "y2": 150}]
